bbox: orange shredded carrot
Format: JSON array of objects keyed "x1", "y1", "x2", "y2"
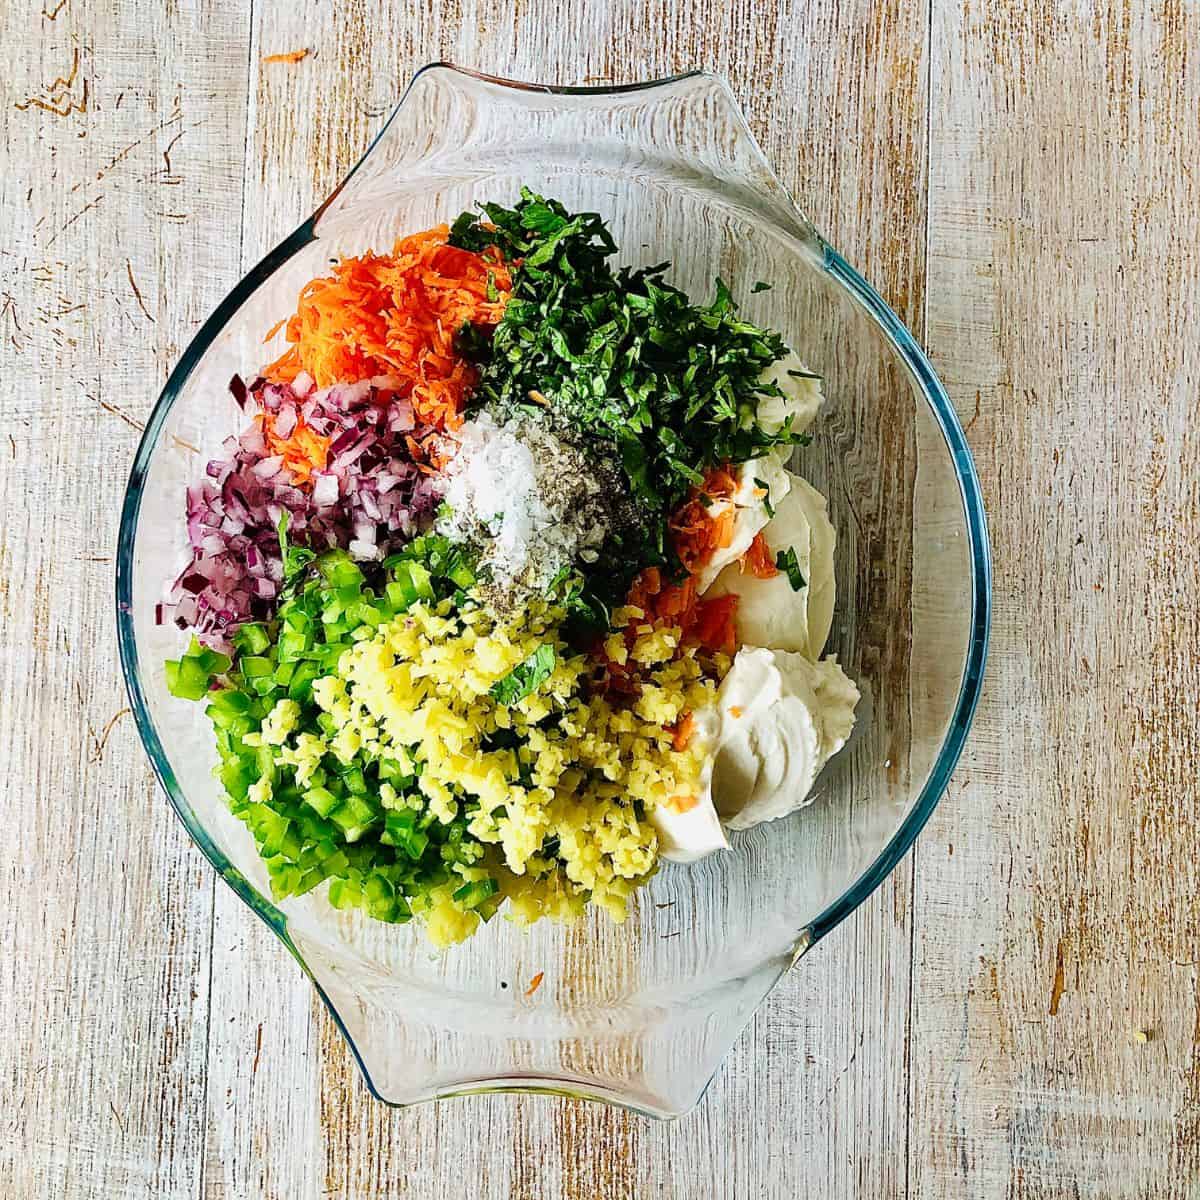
[
  {"x1": 262, "y1": 48, "x2": 309, "y2": 64},
  {"x1": 637, "y1": 566, "x2": 661, "y2": 596},
  {"x1": 622, "y1": 566, "x2": 738, "y2": 654},
  {"x1": 741, "y1": 530, "x2": 778, "y2": 579},
  {"x1": 692, "y1": 594, "x2": 739, "y2": 655},
  {"x1": 729, "y1": 706, "x2": 743, "y2": 719},
  {"x1": 669, "y1": 465, "x2": 739, "y2": 573},
  {"x1": 263, "y1": 225, "x2": 512, "y2": 430},
  {"x1": 654, "y1": 579, "x2": 697, "y2": 622},
  {"x1": 627, "y1": 569, "x2": 694, "y2": 624},
  {"x1": 257, "y1": 412, "x2": 331, "y2": 485},
  {"x1": 669, "y1": 711, "x2": 695, "y2": 752},
  {"x1": 664, "y1": 795, "x2": 700, "y2": 814},
  {"x1": 593, "y1": 461, "x2": 752, "y2": 693},
  {"x1": 525, "y1": 971, "x2": 545, "y2": 997}
]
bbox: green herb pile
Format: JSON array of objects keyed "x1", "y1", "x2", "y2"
[{"x1": 450, "y1": 188, "x2": 808, "y2": 585}]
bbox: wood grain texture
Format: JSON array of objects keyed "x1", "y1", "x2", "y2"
[
  {"x1": 0, "y1": 1, "x2": 250, "y2": 1198},
  {"x1": 911, "y1": 1, "x2": 1200, "y2": 1197},
  {"x1": 2, "y1": 0, "x2": 1197, "y2": 1195}
]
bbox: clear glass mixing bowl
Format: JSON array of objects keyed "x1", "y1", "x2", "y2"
[{"x1": 116, "y1": 65, "x2": 990, "y2": 1118}]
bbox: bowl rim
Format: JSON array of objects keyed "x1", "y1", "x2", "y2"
[{"x1": 115, "y1": 61, "x2": 991, "y2": 1107}]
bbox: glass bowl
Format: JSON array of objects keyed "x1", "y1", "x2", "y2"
[{"x1": 116, "y1": 65, "x2": 990, "y2": 1118}]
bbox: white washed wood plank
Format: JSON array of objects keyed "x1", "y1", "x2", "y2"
[
  {"x1": 913, "y1": 0, "x2": 1200, "y2": 1196},
  {"x1": 0, "y1": 0, "x2": 250, "y2": 1197}
]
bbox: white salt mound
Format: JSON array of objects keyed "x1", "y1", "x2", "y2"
[{"x1": 436, "y1": 413, "x2": 610, "y2": 600}]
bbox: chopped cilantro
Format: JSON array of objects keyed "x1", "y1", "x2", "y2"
[
  {"x1": 775, "y1": 547, "x2": 807, "y2": 591},
  {"x1": 754, "y1": 478, "x2": 776, "y2": 519},
  {"x1": 491, "y1": 644, "x2": 557, "y2": 705},
  {"x1": 449, "y1": 188, "x2": 808, "y2": 589}
]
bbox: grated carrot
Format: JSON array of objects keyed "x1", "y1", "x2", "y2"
[
  {"x1": 405, "y1": 431, "x2": 453, "y2": 474},
  {"x1": 623, "y1": 565, "x2": 737, "y2": 655},
  {"x1": 740, "y1": 530, "x2": 778, "y2": 579},
  {"x1": 525, "y1": 971, "x2": 545, "y2": 997},
  {"x1": 594, "y1": 463, "x2": 751, "y2": 691},
  {"x1": 692, "y1": 594, "x2": 739, "y2": 655},
  {"x1": 262, "y1": 49, "x2": 309, "y2": 64},
  {"x1": 669, "y1": 711, "x2": 695, "y2": 751},
  {"x1": 669, "y1": 465, "x2": 739, "y2": 573},
  {"x1": 263, "y1": 225, "x2": 512, "y2": 430},
  {"x1": 256, "y1": 412, "x2": 330, "y2": 485}
]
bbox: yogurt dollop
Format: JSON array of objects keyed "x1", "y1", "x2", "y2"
[
  {"x1": 700, "y1": 646, "x2": 859, "y2": 831},
  {"x1": 707, "y1": 470, "x2": 836, "y2": 661}
]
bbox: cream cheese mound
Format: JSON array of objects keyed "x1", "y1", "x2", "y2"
[
  {"x1": 706, "y1": 470, "x2": 836, "y2": 660},
  {"x1": 755, "y1": 348, "x2": 823, "y2": 438},
  {"x1": 648, "y1": 787, "x2": 729, "y2": 863},
  {"x1": 700, "y1": 646, "x2": 859, "y2": 831}
]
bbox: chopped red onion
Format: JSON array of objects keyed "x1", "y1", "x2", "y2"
[
  {"x1": 273, "y1": 404, "x2": 298, "y2": 439},
  {"x1": 312, "y1": 473, "x2": 339, "y2": 507},
  {"x1": 165, "y1": 375, "x2": 441, "y2": 645},
  {"x1": 252, "y1": 454, "x2": 285, "y2": 479}
]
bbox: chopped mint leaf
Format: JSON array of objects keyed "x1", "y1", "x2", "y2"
[
  {"x1": 491, "y1": 644, "x2": 557, "y2": 705},
  {"x1": 447, "y1": 189, "x2": 801, "y2": 591},
  {"x1": 776, "y1": 547, "x2": 807, "y2": 591},
  {"x1": 754, "y1": 478, "x2": 776, "y2": 519}
]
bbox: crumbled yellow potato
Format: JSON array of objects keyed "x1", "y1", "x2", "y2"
[{"x1": 269, "y1": 592, "x2": 717, "y2": 944}]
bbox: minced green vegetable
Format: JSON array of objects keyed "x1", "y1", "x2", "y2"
[
  {"x1": 775, "y1": 546, "x2": 807, "y2": 591},
  {"x1": 167, "y1": 541, "x2": 501, "y2": 926},
  {"x1": 450, "y1": 188, "x2": 809, "y2": 586},
  {"x1": 490, "y1": 643, "x2": 557, "y2": 705},
  {"x1": 754, "y1": 477, "x2": 776, "y2": 519}
]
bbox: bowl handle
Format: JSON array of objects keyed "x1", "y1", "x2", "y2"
[
  {"x1": 291, "y1": 920, "x2": 796, "y2": 1117},
  {"x1": 313, "y1": 63, "x2": 823, "y2": 261}
]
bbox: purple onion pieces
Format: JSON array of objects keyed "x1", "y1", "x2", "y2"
[{"x1": 164, "y1": 374, "x2": 445, "y2": 644}]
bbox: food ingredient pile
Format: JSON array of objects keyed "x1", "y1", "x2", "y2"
[{"x1": 163, "y1": 191, "x2": 858, "y2": 946}]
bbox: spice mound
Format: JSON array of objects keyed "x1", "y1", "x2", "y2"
[{"x1": 436, "y1": 412, "x2": 632, "y2": 607}]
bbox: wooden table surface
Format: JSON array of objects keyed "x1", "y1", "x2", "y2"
[{"x1": 3, "y1": 1, "x2": 1199, "y2": 1196}]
